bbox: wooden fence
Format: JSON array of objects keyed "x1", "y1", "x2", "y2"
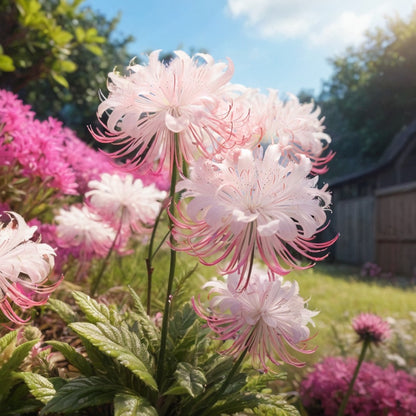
[
  {"x1": 375, "y1": 182, "x2": 416, "y2": 277},
  {"x1": 332, "y1": 181, "x2": 416, "y2": 277},
  {"x1": 334, "y1": 195, "x2": 375, "y2": 265}
]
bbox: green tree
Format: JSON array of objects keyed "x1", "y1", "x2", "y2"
[
  {"x1": 317, "y1": 8, "x2": 416, "y2": 178},
  {"x1": 0, "y1": 0, "x2": 133, "y2": 140}
]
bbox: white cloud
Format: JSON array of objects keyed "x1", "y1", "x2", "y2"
[{"x1": 226, "y1": 0, "x2": 416, "y2": 50}]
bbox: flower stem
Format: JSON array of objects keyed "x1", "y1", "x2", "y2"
[
  {"x1": 146, "y1": 201, "x2": 169, "y2": 315},
  {"x1": 156, "y1": 134, "x2": 180, "y2": 386},
  {"x1": 89, "y1": 211, "x2": 124, "y2": 297},
  {"x1": 337, "y1": 340, "x2": 369, "y2": 416}
]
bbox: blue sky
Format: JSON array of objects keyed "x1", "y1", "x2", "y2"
[{"x1": 83, "y1": 0, "x2": 415, "y2": 96}]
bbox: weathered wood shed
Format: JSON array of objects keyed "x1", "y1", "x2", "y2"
[{"x1": 325, "y1": 119, "x2": 416, "y2": 277}]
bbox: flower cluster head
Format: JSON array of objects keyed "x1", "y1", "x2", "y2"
[
  {"x1": 352, "y1": 312, "x2": 391, "y2": 345},
  {"x1": 86, "y1": 173, "x2": 167, "y2": 234},
  {"x1": 91, "y1": 50, "x2": 247, "y2": 173},
  {"x1": 0, "y1": 211, "x2": 61, "y2": 324},
  {"x1": 300, "y1": 356, "x2": 416, "y2": 415},
  {"x1": 55, "y1": 205, "x2": 117, "y2": 259},
  {"x1": 193, "y1": 267, "x2": 318, "y2": 371},
  {"x1": 173, "y1": 144, "x2": 336, "y2": 288}
]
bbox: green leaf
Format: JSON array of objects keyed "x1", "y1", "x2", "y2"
[
  {"x1": 47, "y1": 298, "x2": 77, "y2": 323},
  {"x1": 0, "y1": 339, "x2": 38, "y2": 399},
  {"x1": 41, "y1": 376, "x2": 120, "y2": 414},
  {"x1": 50, "y1": 71, "x2": 68, "y2": 88},
  {"x1": 0, "y1": 54, "x2": 15, "y2": 72},
  {"x1": 74, "y1": 26, "x2": 85, "y2": 42},
  {"x1": 72, "y1": 290, "x2": 120, "y2": 325},
  {"x1": 84, "y1": 44, "x2": 103, "y2": 56},
  {"x1": 16, "y1": 372, "x2": 55, "y2": 404},
  {"x1": 114, "y1": 393, "x2": 158, "y2": 416},
  {"x1": 164, "y1": 362, "x2": 206, "y2": 398},
  {"x1": 59, "y1": 60, "x2": 77, "y2": 73},
  {"x1": 0, "y1": 330, "x2": 17, "y2": 357},
  {"x1": 70, "y1": 322, "x2": 158, "y2": 391},
  {"x1": 128, "y1": 287, "x2": 160, "y2": 351},
  {"x1": 47, "y1": 341, "x2": 95, "y2": 377}
]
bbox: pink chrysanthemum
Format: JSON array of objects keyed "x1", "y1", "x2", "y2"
[
  {"x1": 173, "y1": 144, "x2": 336, "y2": 288},
  {"x1": 193, "y1": 268, "x2": 318, "y2": 371},
  {"x1": 352, "y1": 313, "x2": 391, "y2": 345},
  {"x1": 86, "y1": 173, "x2": 167, "y2": 234},
  {"x1": 0, "y1": 211, "x2": 60, "y2": 324},
  {"x1": 90, "y1": 50, "x2": 237, "y2": 173},
  {"x1": 55, "y1": 205, "x2": 116, "y2": 258}
]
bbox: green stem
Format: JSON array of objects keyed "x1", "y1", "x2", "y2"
[
  {"x1": 337, "y1": 340, "x2": 369, "y2": 416},
  {"x1": 89, "y1": 211, "x2": 124, "y2": 297},
  {"x1": 199, "y1": 348, "x2": 248, "y2": 416},
  {"x1": 156, "y1": 134, "x2": 180, "y2": 386},
  {"x1": 146, "y1": 201, "x2": 169, "y2": 315}
]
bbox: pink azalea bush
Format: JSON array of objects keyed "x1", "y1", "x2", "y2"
[{"x1": 300, "y1": 356, "x2": 416, "y2": 415}]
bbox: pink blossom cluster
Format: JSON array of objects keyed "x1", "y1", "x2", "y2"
[
  {"x1": 0, "y1": 89, "x2": 169, "y2": 197},
  {"x1": 300, "y1": 356, "x2": 416, "y2": 416},
  {"x1": 93, "y1": 50, "x2": 338, "y2": 371}
]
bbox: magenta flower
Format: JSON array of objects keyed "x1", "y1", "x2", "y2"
[
  {"x1": 193, "y1": 267, "x2": 318, "y2": 371},
  {"x1": 300, "y1": 356, "x2": 416, "y2": 416},
  {"x1": 352, "y1": 313, "x2": 391, "y2": 345},
  {"x1": 0, "y1": 211, "x2": 60, "y2": 324},
  {"x1": 86, "y1": 173, "x2": 167, "y2": 234},
  {"x1": 55, "y1": 205, "x2": 117, "y2": 258},
  {"x1": 90, "y1": 50, "x2": 236, "y2": 173},
  {"x1": 173, "y1": 144, "x2": 336, "y2": 288}
]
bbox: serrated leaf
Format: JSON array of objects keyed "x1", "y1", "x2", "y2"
[
  {"x1": 40, "y1": 376, "x2": 120, "y2": 414},
  {"x1": 0, "y1": 339, "x2": 38, "y2": 398},
  {"x1": 114, "y1": 393, "x2": 158, "y2": 416},
  {"x1": 47, "y1": 341, "x2": 95, "y2": 377},
  {"x1": 16, "y1": 372, "x2": 55, "y2": 404},
  {"x1": 70, "y1": 322, "x2": 158, "y2": 391},
  {"x1": 164, "y1": 362, "x2": 206, "y2": 398},
  {"x1": 128, "y1": 287, "x2": 160, "y2": 350},
  {"x1": 169, "y1": 302, "x2": 198, "y2": 342},
  {"x1": 47, "y1": 298, "x2": 77, "y2": 323},
  {"x1": 0, "y1": 330, "x2": 17, "y2": 357},
  {"x1": 72, "y1": 290, "x2": 120, "y2": 325}
]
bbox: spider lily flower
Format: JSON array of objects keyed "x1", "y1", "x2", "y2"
[
  {"x1": 0, "y1": 211, "x2": 60, "y2": 324},
  {"x1": 192, "y1": 268, "x2": 318, "y2": 371},
  {"x1": 91, "y1": 50, "x2": 239, "y2": 173},
  {"x1": 55, "y1": 205, "x2": 117, "y2": 258},
  {"x1": 264, "y1": 91, "x2": 334, "y2": 175},
  {"x1": 172, "y1": 144, "x2": 336, "y2": 288},
  {"x1": 86, "y1": 173, "x2": 167, "y2": 234}
]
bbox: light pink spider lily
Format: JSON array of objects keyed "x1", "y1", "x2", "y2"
[
  {"x1": 265, "y1": 91, "x2": 334, "y2": 175},
  {"x1": 55, "y1": 205, "x2": 117, "y2": 258},
  {"x1": 192, "y1": 268, "x2": 318, "y2": 371},
  {"x1": 172, "y1": 144, "x2": 337, "y2": 288},
  {"x1": 85, "y1": 173, "x2": 167, "y2": 235},
  {"x1": 0, "y1": 211, "x2": 61, "y2": 324},
  {"x1": 90, "y1": 50, "x2": 239, "y2": 174}
]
